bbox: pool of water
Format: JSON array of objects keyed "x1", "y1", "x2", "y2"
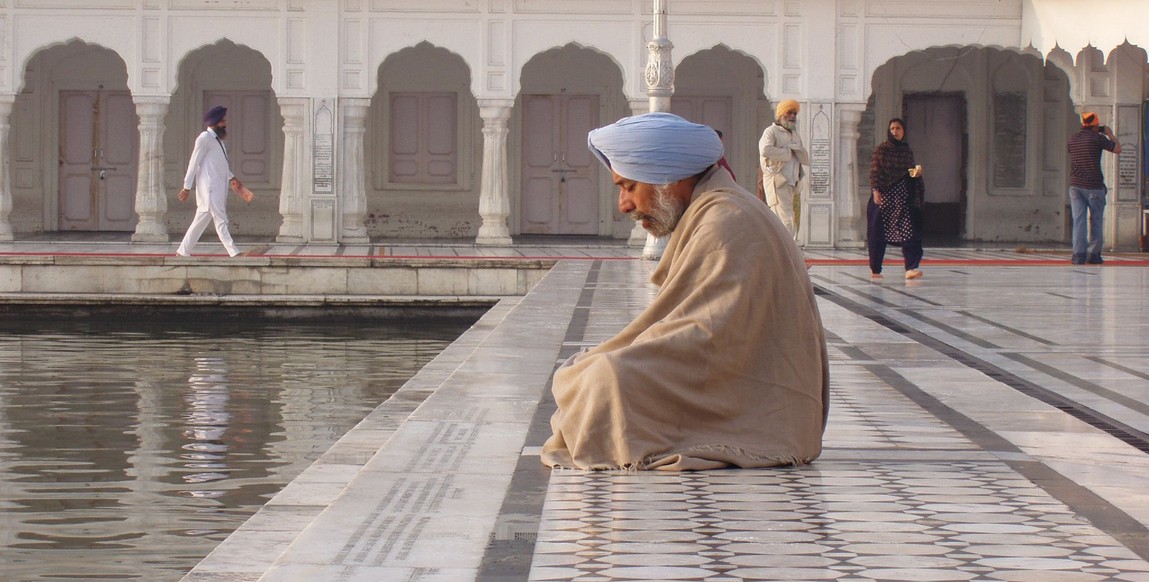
[{"x1": 0, "y1": 315, "x2": 475, "y2": 580}]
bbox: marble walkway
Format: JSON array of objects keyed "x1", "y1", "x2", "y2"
[
  {"x1": 105, "y1": 238, "x2": 1144, "y2": 582},
  {"x1": 5, "y1": 236, "x2": 1145, "y2": 581}
]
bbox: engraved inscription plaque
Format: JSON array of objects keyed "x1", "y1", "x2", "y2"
[
  {"x1": 313, "y1": 101, "x2": 334, "y2": 194},
  {"x1": 993, "y1": 92, "x2": 1026, "y2": 189}
]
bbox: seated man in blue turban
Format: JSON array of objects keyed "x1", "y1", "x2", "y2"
[{"x1": 541, "y1": 112, "x2": 829, "y2": 471}]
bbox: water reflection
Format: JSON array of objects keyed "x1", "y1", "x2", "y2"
[
  {"x1": 182, "y1": 357, "x2": 232, "y2": 489},
  {"x1": 0, "y1": 315, "x2": 473, "y2": 580}
]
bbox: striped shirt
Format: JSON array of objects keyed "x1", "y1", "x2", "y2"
[{"x1": 1067, "y1": 128, "x2": 1116, "y2": 189}]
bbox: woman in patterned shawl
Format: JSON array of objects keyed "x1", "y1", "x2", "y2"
[{"x1": 868, "y1": 117, "x2": 925, "y2": 280}]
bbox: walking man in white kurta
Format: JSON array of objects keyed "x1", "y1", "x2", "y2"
[{"x1": 176, "y1": 106, "x2": 252, "y2": 257}]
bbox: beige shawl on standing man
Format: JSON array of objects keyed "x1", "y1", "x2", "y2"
[{"x1": 541, "y1": 167, "x2": 829, "y2": 471}]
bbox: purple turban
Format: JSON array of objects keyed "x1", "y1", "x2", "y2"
[
  {"x1": 203, "y1": 106, "x2": 227, "y2": 126},
  {"x1": 588, "y1": 112, "x2": 723, "y2": 185}
]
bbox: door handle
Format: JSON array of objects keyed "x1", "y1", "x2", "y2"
[{"x1": 91, "y1": 166, "x2": 117, "y2": 180}]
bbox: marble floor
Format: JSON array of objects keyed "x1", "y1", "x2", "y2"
[
  {"x1": 166, "y1": 250, "x2": 1149, "y2": 582},
  {"x1": 11, "y1": 238, "x2": 1138, "y2": 581}
]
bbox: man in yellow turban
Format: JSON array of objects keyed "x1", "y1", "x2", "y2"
[{"x1": 759, "y1": 99, "x2": 809, "y2": 238}]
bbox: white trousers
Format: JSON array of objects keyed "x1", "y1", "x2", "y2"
[
  {"x1": 176, "y1": 193, "x2": 239, "y2": 257},
  {"x1": 768, "y1": 185, "x2": 799, "y2": 238}
]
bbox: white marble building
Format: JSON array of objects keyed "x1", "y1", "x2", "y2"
[{"x1": 2, "y1": 0, "x2": 1147, "y2": 249}]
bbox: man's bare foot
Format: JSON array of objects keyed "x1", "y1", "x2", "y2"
[{"x1": 871, "y1": 272, "x2": 883, "y2": 280}]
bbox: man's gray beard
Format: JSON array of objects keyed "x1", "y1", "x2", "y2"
[
  {"x1": 631, "y1": 184, "x2": 684, "y2": 237},
  {"x1": 779, "y1": 119, "x2": 796, "y2": 131}
]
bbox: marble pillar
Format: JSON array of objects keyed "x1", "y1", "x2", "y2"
[
  {"x1": 276, "y1": 97, "x2": 308, "y2": 242},
  {"x1": 624, "y1": 100, "x2": 651, "y2": 248},
  {"x1": 641, "y1": 5, "x2": 673, "y2": 260},
  {"x1": 476, "y1": 100, "x2": 513, "y2": 245},
  {"x1": 339, "y1": 98, "x2": 370, "y2": 243},
  {"x1": 131, "y1": 96, "x2": 170, "y2": 242},
  {"x1": 836, "y1": 105, "x2": 865, "y2": 247},
  {"x1": 0, "y1": 96, "x2": 14, "y2": 241}
]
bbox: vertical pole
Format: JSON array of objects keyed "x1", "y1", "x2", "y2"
[
  {"x1": 640, "y1": 0, "x2": 674, "y2": 257},
  {"x1": 646, "y1": 0, "x2": 673, "y2": 114}
]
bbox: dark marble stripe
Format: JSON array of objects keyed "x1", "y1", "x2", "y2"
[
  {"x1": 958, "y1": 310, "x2": 1057, "y2": 345},
  {"x1": 476, "y1": 260, "x2": 601, "y2": 581},
  {"x1": 819, "y1": 284, "x2": 1149, "y2": 561},
  {"x1": 1087, "y1": 355, "x2": 1149, "y2": 382},
  {"x1": 1005, "y1": 352, "x2": 1149, "y2": 418}
]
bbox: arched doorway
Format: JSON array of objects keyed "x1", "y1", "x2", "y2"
[
  {"x1": 516, "y1": 44, "x2": 627, "y2": 237},
  {"x1": 865, "y1": 46, "x2": 1074, "y2": 245},
  {"x1": 368, "y1": 42, "x2": 480, "y2": 239},
  {"x1": 171, "y1": 41, "x2": 280, "y2": 238},
  {"x1": 672, "y1": 45, "x2": 767, "y2": 190},
  {"x1": 18, "y1": 41, "x2": 137, "y2": 233}
]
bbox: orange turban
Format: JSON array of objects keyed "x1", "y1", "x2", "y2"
[
  {"x1": 1081, "y1": 112, "x2": 1099, "y2": 127},
  {"x1": 775, "y1": 99, "x2": 800, "y2": 120}
]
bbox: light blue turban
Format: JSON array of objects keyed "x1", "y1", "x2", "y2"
[{"x1": 588, "y1": 112, "x2": 723, "y2": 184}]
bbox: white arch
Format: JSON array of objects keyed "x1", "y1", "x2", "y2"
[
  {"x1": 363, "y1": 19, "x2": 485, "y2": 100},
  {"x1": 373, "y1": 41, "x2": 474, "y2": 101},
  {"x1": 169, "y1": 30, "x2": 281, "y2": 95},
  {"x1": 675, "y1": 43, "x2": 768, "y2": 98},
  {"x1": 509, "y1": 30, "x2": 635, "y2": 99},
  {"x1": 14, "y1": 35, "x2": 130, "y2": 94}
]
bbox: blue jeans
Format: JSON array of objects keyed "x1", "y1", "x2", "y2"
[{"x1": 1069, "y1": 186, "x2": 1106, "y2": 264}]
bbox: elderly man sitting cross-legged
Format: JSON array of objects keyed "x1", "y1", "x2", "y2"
[{"x1": 541, "y1": 112, "x2": 829, "y2": 471}]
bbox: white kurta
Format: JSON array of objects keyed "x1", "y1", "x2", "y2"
[
  {"x1": 176, "y1": 128, "x2": 240, "y2": 257},
  {"x1": 759, "y1": 123, "x2": 809, "y2": 236}
]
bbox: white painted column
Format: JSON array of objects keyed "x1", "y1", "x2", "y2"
[
  {"x1": 339, "y1": 98, "x2": 370, "y2": 243},
  {"x1": 621, "y1": 100, "x2": 649, "y2": 247},
  {"x1": 836, "y1": 104, "x2": 866, "y2": 247},
  {"x1": 131, "y1": 96, "x2": 169, "y2": 242},
  {"x1": 276, "y1": 97, "x2": 308, "y2": 242},
  {"x1": 641, "y1": 0, "x2": 674, "y2": 259},
  {"x1": 476, "y1": 99, "x2": 513, "y2": 245},
  {"x1": 0, "y1": 96, "x2": 16, "y2": 241},
  {"x1": 645, "y1": 0, "x2": 674, "y2": 114}
]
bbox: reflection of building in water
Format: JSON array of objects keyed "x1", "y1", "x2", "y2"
[
  {"x1": 0, "y1": 381, "x2": 14, "y2": 551},
  {"x1": 182, "y1": 357, "x2": 231, "y2": 487}
]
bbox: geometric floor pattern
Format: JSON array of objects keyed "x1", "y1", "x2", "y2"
[
  {"x1": 533, "y1": 463, "x2": 1149, "y2": 581},
  {"x1": 528, "y1": 261, "x2": 1149, "y2": 582}
]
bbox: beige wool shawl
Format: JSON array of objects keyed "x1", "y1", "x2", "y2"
[{"x1": 541, "y1": 168, "x2": 829, "y2": 471}]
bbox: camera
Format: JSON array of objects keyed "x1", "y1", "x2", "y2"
[{"x1": 1098, "y1": 125, "x2": 1107, "y2": 133}]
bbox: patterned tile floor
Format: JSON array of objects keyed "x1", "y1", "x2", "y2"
[
  {"x1": 11, "y1": 239, "x2": 1145, "y2": 581},
  {"x1": 524, "y1": 261, "x2": 1149, "y2": 582}
]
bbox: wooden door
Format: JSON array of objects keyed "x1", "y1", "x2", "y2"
[
  {"x1": 904, "y1": 94, "x2": 966, "y2": 240},
  {"x1": 58, "y1": 91, "x2": 138, "y2": 231},
  {"x1": 671, "y1": 96, "x2": 732, "y2": 153},
  {"x1": 204, "y1": 91, "x2": 271, "y2": 183},
  {"x1": 520, "y1": 94, "x2": 599, "y2": 235}
]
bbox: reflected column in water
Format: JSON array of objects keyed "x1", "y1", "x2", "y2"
[{"x1": 181, "y1": 357, "x2": 231, "y2": 492}]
